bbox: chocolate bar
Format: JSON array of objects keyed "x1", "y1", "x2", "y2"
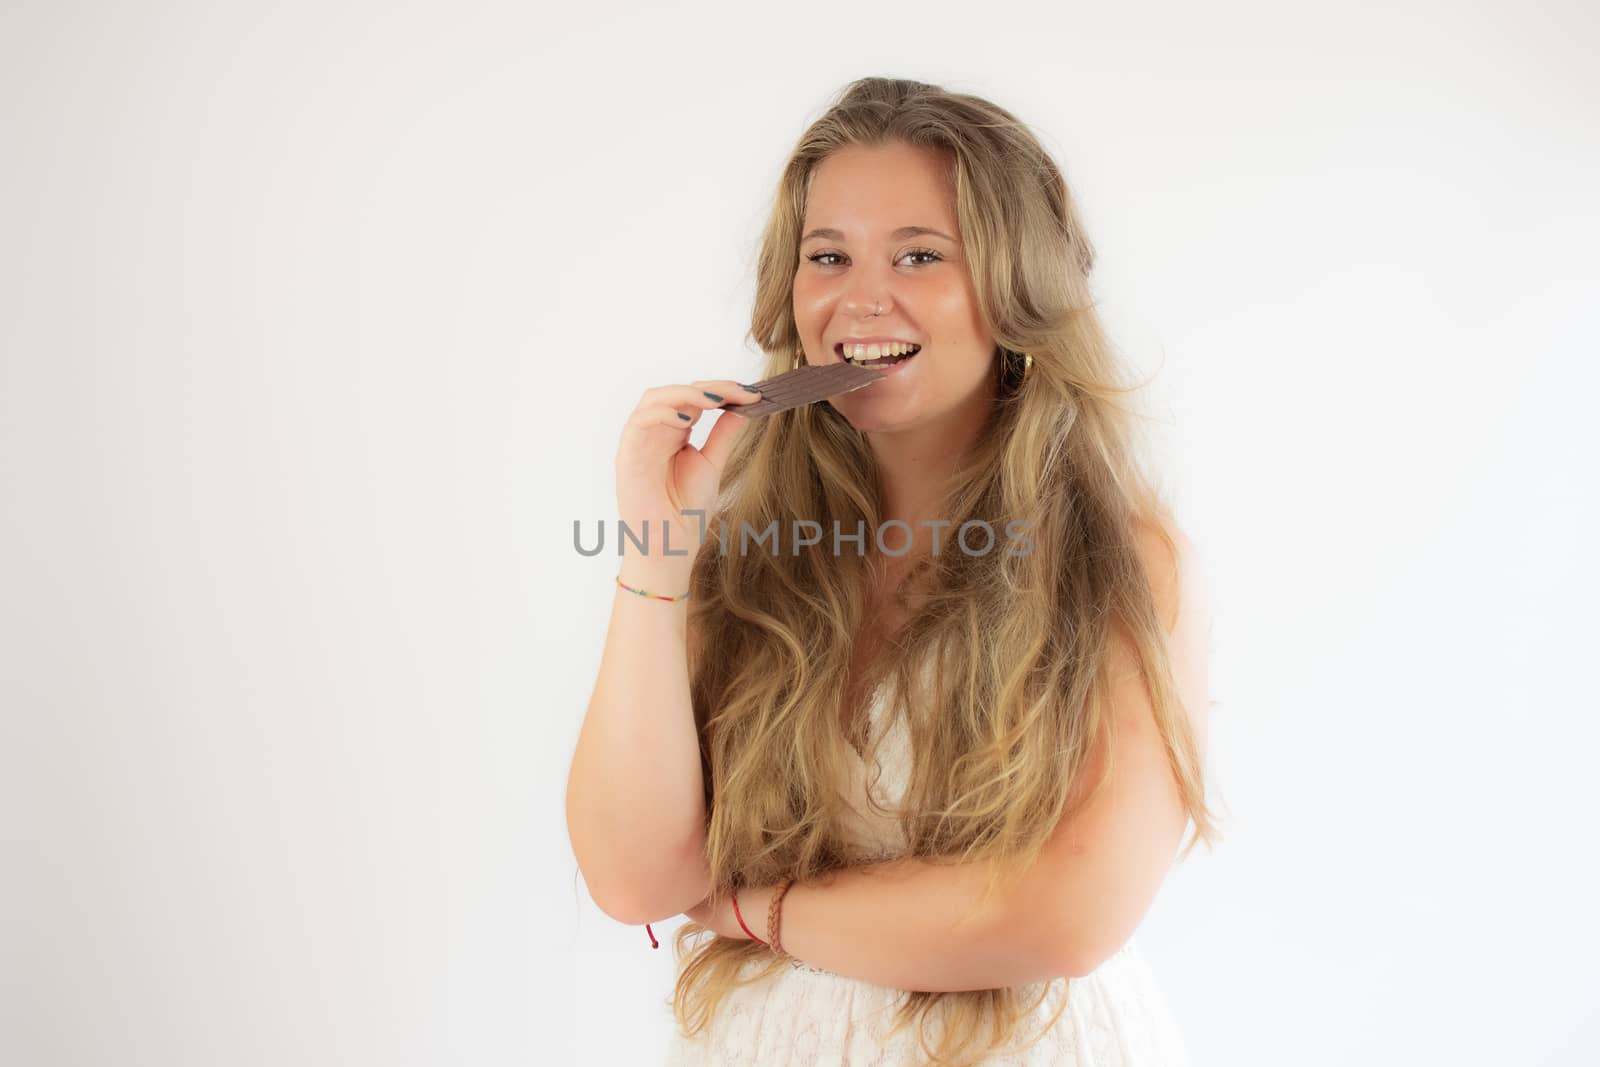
[{"x1": 717, "y1": 361, "x2": 887, "y2": 418}]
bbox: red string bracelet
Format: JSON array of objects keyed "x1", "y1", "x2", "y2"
[
  {"x1": 642, "y1": 890, "x2": 769, "y2": 949},
  {"x1": 731, "y1": 888, "x2": 767, "y2": 945}
]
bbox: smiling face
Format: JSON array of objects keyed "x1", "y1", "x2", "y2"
[{"x1": 793, "y1": 141, "x2": 999, "y2": 434}]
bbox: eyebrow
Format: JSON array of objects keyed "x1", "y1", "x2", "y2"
[{"x1": 800, "y1": 225, "x2": 958, "y2": 244}]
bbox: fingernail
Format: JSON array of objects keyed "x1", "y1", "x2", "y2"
[
  {"x1": 738, "y1": 382, "x2": 762, "y2": 394},
  {"x1": 678, "y1": 412, "x2": 691, "y2": 422},
  {"x1": 703, "y1": 391, "x2": 723, "y2": 402}
]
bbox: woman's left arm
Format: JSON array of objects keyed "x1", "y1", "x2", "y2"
[{"x1": 688, "y1": 523, "x2": 1211, "y2": 992}]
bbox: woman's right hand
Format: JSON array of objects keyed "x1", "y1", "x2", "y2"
[{"x1": 614, "y1": 380, "x2": 763, "y2": 577}]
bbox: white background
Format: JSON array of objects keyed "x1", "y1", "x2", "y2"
[{"x1": 3, "y1": 1, "x2": 1596, "y2": 1064}]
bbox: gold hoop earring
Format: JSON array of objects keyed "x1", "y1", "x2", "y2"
[{"x1": 792, "y1": 348, "x2": 803, "y2": 371}]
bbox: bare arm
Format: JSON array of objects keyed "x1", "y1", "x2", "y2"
[
  {"x1": 710, "y1": 854, "x2": 1069, "y2": 991},
  {"x1": 566, "y1": 556, "x2": 714, "y2": 926},
  {"x1": 565, "y1": 379, "x2": 759, "y2": 926}
]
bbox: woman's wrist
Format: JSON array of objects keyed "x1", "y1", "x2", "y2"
[{"x1": 615, "y1": 558, "x2": 693, "y2": 599}]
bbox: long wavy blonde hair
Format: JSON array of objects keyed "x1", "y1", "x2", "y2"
[{"x1": 668, "y1": 76, "x2": 1219, "y2": 1065}]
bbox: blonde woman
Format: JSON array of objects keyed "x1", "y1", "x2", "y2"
[{"x1": 567, "y1": 76, "x2": 1218, "y2": 1066}]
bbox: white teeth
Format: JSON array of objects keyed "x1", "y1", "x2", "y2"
[{"x1": 842, "y1": 341, "x2": 920, "y2": 363}]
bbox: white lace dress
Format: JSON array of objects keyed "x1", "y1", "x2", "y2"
[{"x1": 663, "y1": 685, "x2": 1192, "y2": 1066}]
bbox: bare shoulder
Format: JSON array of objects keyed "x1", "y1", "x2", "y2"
[
  {"x1": 1126, "y1": 513, "x2": 1214, "y2": 753},
  {"x1": 1128, "y1": 514, "x2": 1208, "y2": 633}
]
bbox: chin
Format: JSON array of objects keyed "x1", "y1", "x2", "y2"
[{"x1": 830, "y1": 396, "x2": 914, "y2": 434}]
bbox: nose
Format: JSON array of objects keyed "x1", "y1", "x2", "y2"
[
  {"x1": 842, "y1": 288, "x2": 893, "y2": 320},
  {"x1": 838, "y1": 257, "x2": 897, "y2": 320}
]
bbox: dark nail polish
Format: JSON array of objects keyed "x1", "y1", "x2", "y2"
[
  {"x1": 703, "y1": 391, "x2": 723, "y2": 403},
  {"x1": 678, "y1": 412, "x2": 691, "y2": 422}
]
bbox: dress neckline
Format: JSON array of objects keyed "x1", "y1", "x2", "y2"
[{"x1": 845, "y1": 677, "x2": 900, "y2": 764}]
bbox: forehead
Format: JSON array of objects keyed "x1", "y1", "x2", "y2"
[{"x1": 802, "y1": 142, "x2": 959, "y2": 237}]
